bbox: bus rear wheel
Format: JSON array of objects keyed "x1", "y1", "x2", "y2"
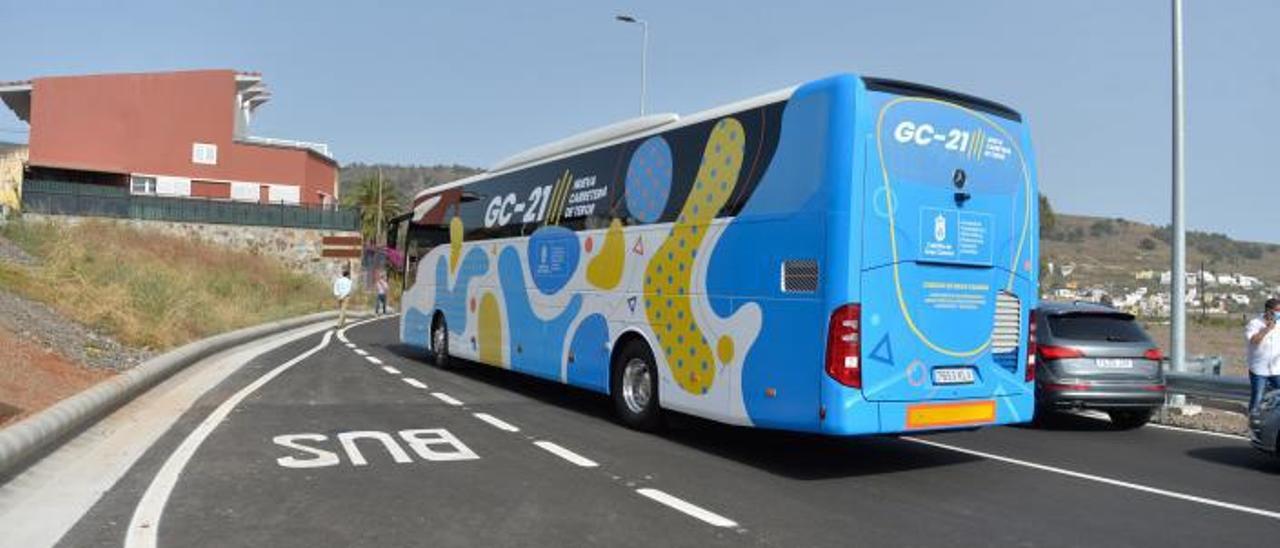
[
  {"x1": 612, "y1": 339, "x2": 662, "y2": 431},
  {"x1": 431, "y1": 315, "x2": 452, "y2": 369}
]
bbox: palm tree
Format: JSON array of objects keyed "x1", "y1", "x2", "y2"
[{"x1": 342, "y1": 173, "x2": 404, "y2": 244}]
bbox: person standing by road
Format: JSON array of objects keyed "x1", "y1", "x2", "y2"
[
  {"x1": 333, "y1": 267, "x2": 354, "y2": 328},
  {"x1": 375, "y1": 270, "x2": 389, "y2": 316},
  {"x1": 1246, "y1": 297, "x2": 1280, "y2": 412}
]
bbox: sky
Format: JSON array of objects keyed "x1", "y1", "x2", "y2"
[{"x1": 1, "y1": 0, "x2": 1277, "y2": 243}]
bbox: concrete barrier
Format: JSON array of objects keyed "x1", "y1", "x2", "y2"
[{"x1": 0, "y1": 310, "x2": 357, "y2": 481}]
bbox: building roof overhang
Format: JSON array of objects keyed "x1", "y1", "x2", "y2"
[{"x1": 0, "y1": 80, "x2": 33, "y2": 123}]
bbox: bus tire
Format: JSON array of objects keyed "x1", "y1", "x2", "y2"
[
  {"x1": 1108, "y1": 409, "x2": 1153, "y2": 430},
  {"x1": 431, "y1": 314, "x2": 452, "y2": 369},
  {"x1": 611, "y1": 339, "x2": 663, "y2": 431}
]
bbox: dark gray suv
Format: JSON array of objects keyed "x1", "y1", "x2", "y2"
[{"x1": 1034, "y1": 302, "x2": 1167, "y2": 429}]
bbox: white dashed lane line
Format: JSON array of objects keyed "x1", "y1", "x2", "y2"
[
  {"x1": 431, "y1": 392, "x2": 464, "y2": 406},
  {"x1": 344, "y1": 343, "x2": 356, "y2": 349},
  {"x1": 473, "y1": 413, "x2": 520, "y2": 432},
  {"x1": 533, "y1": 441, "x2": 598, "y2": 468},
  {"x1": 353, "y1": 348, "x2": 368, "y2": 356},
  {"x1": 636, "y1": 488, "x2": 739, "y2": 528},
  {"x1": 366, "y1": 356, "x2": 383, "y2": 365},
  {"x1": 402, "y1": 378, "x2": 428, "y2": 389},
  {"x1": 380, "y1": 365, "x2": 401, "y2": 375}
]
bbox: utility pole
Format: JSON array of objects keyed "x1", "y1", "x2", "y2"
[
  {"x1": 376, "y1": 167, "x2": 384, "y2": 248},
  {"x1": 616, "y1": 15, "x2": 649, "y2": 116},
  {"x1": 1170, "y1": 0, "x2": 1187, "y2": 376}
]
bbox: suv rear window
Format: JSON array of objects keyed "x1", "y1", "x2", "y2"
[{"x1": 1047, "y1": 313, "x2": 1150, "y2": 343}]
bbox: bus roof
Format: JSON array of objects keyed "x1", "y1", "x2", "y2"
[{"x1": 411, "y1": 74, "x2": 1021, "y2": 204}]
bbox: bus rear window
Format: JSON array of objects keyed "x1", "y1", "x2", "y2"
[{"x1": 1047, "y1": 314, "x2": 1150, "y2": 343}]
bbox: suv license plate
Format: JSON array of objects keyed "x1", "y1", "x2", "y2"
[
  {"x1": 1096, "y1": 359, "x2": 1134, "y2": 369},
  {"x1": 933, "y1": 367, "x2": 976, "y2": 385}
]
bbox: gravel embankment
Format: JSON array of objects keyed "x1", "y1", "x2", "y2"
[
  {"x1": 0, "y1": 233, "x2": 152, "y2": 371},
  {"x1": 1152, "y1": 399, "x2": 1251, "y2": 437}
]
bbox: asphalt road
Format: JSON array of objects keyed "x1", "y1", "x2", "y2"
[{"x1": 56, "y1": 316, "x2": 1280, "y2": 547}]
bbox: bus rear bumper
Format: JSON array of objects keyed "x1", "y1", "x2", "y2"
[{"x1": 820, "y1": 393, "x2": 1034, "y2": 436}]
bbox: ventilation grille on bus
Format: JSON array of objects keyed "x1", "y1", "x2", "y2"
[
  {"x1": 991, "y1": 291, "x2": 1022, "y2": 354},
  {"x1": 781, "y1": 260, "x2": 819, "y2": 293}
]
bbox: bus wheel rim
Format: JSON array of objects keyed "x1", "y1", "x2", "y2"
[{"x1": 622, "y1": 358, "x2": 651, "y2": 414}]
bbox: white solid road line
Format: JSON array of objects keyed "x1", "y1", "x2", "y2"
[
  {"x1": 636, "y1": 488, "x2": 739, "y2": 528},
  {"x1": 431, "y1": 392, "x2": 464, "y2": 406},
  {"x1": 354, "y1": 348, "x2": 368, "y2": 356},
  {"x1": 533, "y1": 441, "x2": 598, "y2": 468},
  {"x1": 380, "y1": 365, "x2": 400, "y2": 375},
  {"x1": 1147, "y1": 422, "x2": 1248, "y2": 440},
  {"x1": 402, "y1": 377, "x2": 428, "y2": 389},
  {"x1": 125, "y1": 317, "x2": 385, "y2": 548},
  {"x1": 366, "y1": 356, "x2": 384, "y2": 365},
  {"x1": 473, "y1": 413, "x2": 520, "y2": 432},
  {"x1": 905, "y1": 436, "x2": 1280, "y2": 521}
]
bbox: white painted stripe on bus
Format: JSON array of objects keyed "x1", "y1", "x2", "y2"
[
  {"x1": 126, "y1": 315, "x2": 385, "y2": 548},
  {"x1": 366, "y1": 356, "x2": 383, "y2": 365},
  {"x1": 904, "y1": 436, "x2": 1280, "y2": 521},
  {"x1": 636, "y1": 488, "x2": 739, "y2": 528},
  {"x1": 533, "y1": 441, "x2": 598, "y2": 468},
  {"x1": 380, "y1": 365, "x2": 400, "y2": 375},
  {"x1": 431, "y1": 392, "x2": 463, "y2": 406},
  {"x1": 353, "y1": 348, "x2": 368, "y2": 356},
  {"x1": 473, "y1": 413, "x2": 519, "y2": 432},
  {"x1": 402, "y1": 378, "x2": 428, "y2": 389}
]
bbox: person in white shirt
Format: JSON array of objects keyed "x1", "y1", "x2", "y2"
[
  {"x1": 333, "y1": 268, "x2": 354, "y2": 328},
  {"x1": 1245, "y1": 297, "x2": 1280, "y2": 412}
]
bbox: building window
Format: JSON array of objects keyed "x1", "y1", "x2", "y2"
[
  {"x1": 130, "y1": 176, "x2": 157, "y2": 195},
  {"x1": 192, "y1": 142, "x2": 218, "y2": 165}
]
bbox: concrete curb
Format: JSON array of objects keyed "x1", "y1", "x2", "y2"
[{"x1": 0, "y1": 310, "x2": 358, "y2": 481}]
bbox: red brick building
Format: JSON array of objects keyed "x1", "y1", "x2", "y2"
[{"x1": 0, "y1": 69, "x2": 338, "y2": 206}]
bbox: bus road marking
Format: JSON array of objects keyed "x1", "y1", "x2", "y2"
[
  {"x1": 402, "y1": 378, "x2": 428, "y2": 389},
  {"x1": 354, "y1": 348, "x2": 368, "y2": 356},
  {"x1": 473, "y1": 413, "x2": 519, "y2": 432},
  {"x1": 904, "y1": 436, "x2": 1280, "y2": 521},
  {"x1": 126, "y1": 315, "x2": 387, "y2": 548},
  {"x1": 636, "y1": 488, "x2": 738, "y2": 528},
  {"x1": 366, "y1": 356, "x2": 384, "y2": 365},
  {"x1": 431, "y1": 392, "x2": 464, "y2": 406},
  {"x1": 533, "y1": 440, "x2": 597, "y2": 468},
  {"x1": 380, "y1": 365, "x2": 400, "y2": 375}
]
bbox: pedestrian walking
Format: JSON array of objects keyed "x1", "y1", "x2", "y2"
[
  {"x1": 1246, "y1": 297, "x2": 1280, "y2": 412},
  {"x1": 375, "y1": 270, "x2": 389, "y2": 316},
  {"x1": 333, "y1": 267, "x2": 354, "y2": 328}
]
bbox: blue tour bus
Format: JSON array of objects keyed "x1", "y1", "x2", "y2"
[{"x1": 391, "y1": 73, "x2": 1039, "y2": 435}]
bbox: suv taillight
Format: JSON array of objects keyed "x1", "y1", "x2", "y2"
[
  {"x1": 1143, "y1": 347, "x2": 1164, "y2": 361},
  {"x1": 825, "y1": 304, "x2": 862, "y2": 388},
  {"x1": 1026, "y1": 310, "x2": 1037, "y2": 382}
]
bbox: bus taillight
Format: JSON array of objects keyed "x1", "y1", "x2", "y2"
[
  {"x1": 1026, "y1": 310, "x2": 1037, "y2": 383},
  {"x1": 826, "y1": 304, "x2": 862, "y2": 389}
]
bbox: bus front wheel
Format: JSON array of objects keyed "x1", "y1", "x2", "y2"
[
  {"x1": 612, "y1": 339, "x2": 662, "y2": 431},
  {"x1": 431, "y1": 315, "x2": 452, "y2": 369}
]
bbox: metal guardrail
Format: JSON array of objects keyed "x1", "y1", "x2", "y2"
[
  {"x1": 1165, "y1": 372, "x2": 1250, "y2": 402},
  {"x1": 21, "y1": 179, "x2": 358, "y2": 230}
]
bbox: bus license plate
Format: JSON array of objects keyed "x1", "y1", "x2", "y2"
[
  {"x1": 1096, "y1": 358, "x2": 1133, "y2": 369},
  {"x1": 933, "y1": 367, "x2": 976, "y2": 385}
]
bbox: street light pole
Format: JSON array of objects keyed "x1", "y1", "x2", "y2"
[
  {"x1": 1171, "y1": 0, "x2": 1187, "y2": 375},
  {"x1": 616, "y1": 15, "x2": 649, "y2": 116}
]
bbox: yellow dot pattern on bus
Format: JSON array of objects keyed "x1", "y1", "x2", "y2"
[
  {"x1": 586, "y1": 218, "x2": 625, "y2": 289},
  {"x1": 644, "y1": 117, "x2": 745, "y2": 395},
  {"x1": 449, "y1": 216, "x2": 463, "y2": 274},
  {"x1": 477, "y1": 292, "x2": 503, "y2": 366}
]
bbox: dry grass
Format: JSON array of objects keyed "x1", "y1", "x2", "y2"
[{"x1": 1, "y1": 220, "x2": 330, "y2": 350}]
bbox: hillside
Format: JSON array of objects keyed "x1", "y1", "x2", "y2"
[
  {"x1": 339, "y1": 163, "x2": 484, "y2": 204},
  {"x1": 1043, "y1": 214, "x2": 1280, "y2": 304}
]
